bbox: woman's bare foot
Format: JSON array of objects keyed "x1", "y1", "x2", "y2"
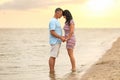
[{"x1": 71, "y1": 69, "x2": 76, "y2": 72}]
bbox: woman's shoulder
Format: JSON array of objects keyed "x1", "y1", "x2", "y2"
[{"x1": 70, "y1": 19, "x2": 75, "y2": 25}]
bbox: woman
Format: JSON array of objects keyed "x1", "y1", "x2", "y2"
[{"x1": 63, "y1": 10, "x2": 76, "y2": 72}]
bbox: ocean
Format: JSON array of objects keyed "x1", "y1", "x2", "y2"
[{"x1": 0, "y1": 28, "x2": 120, "y2": 80}]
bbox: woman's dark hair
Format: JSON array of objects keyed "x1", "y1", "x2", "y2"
[{"x1": 63, "y1": 10, "x2": 73, "y2": 26}]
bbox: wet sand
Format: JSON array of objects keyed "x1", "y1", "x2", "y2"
[{"x1": 80, "y1": 37, "x2": 120, "y2": 80}]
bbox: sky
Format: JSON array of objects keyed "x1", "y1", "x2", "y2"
[{"x1": 0, "y1": 0, "x2": 120, "y2": 28}]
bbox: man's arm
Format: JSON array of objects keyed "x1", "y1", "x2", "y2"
[{"x1": 50, "y1": 30, "x2": 65, "y2": 42}]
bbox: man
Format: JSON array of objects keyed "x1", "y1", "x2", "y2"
[{"x1": 49, "y1": 8, "x2": 65, "y2": 74}]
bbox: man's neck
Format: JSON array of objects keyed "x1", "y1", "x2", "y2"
[{"x1": 54, "y1": 15, "x2": 58, "y2": 19}]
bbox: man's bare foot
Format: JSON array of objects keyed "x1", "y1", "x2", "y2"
[
  {"x1": 49, "y1": 70, "x2": 55, "y2": 74},
  {"x1": 49, "y1": 71, "x2": 55, "y2": 78},
  {"x1": 71, "y1": 69, "x2": 76, "y2": 72}
]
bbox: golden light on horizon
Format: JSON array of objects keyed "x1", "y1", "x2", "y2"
[
  {"x1": 0, "y1": 0, "x2": 120, "y2": 28},
  {"x1": 0, "y1": 0, "x2": 13, "y2": 4},
  {"x1": 84, "y1": 0, "x2": 115, "y2": 16}
]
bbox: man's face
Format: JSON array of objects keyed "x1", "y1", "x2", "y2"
[{"x1": 56, "y1": 11, "x2": 63, "y2": 18}]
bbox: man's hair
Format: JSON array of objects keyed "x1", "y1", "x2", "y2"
[{"x1": 55, "y1": 8, "x2": 63, "y2": 13}]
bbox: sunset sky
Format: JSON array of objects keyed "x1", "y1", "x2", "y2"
[{"x1": 0, "y1": 0, "x2": 120, "y2": 28}]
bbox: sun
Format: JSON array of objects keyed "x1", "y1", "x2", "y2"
[{"x1": 86, "y1": 0, "x2": 115, "y2": 16}]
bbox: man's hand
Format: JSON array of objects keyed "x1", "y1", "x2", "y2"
[
  {"x1": 50, "y1": 30, "x2": 66, "y2": 42},
  {"x1": 59, "y1": 36, "x2": 66, "y2": 42}
]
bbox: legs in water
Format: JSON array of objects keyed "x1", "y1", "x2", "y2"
[
  {"x1": 67, "y1": 48, "x2": 76, "y2": 72},
  {"x1": 49, "y1": 57, "x2": 56, "y2": 74}
]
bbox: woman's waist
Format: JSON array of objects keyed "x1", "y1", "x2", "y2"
[
  {"x1": 67, "y1": 37, "x2": 76, "y2": 43},
  {"x1": 65, "y1": 35, "x2": 76, "y2": 40},
  {"x1": 65, "y1": 33, "x2": 75, "y2": 37}
]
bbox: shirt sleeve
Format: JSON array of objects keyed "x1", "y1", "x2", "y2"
[{"x1": 49, "y1": 20, "x2": 56, "y2": 30}]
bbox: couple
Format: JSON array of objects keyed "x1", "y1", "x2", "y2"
[{"x1": 49, "y1": 8, "x2": 76, "y2": 74}]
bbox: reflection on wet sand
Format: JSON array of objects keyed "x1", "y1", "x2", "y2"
[
  {"x1": 49, "y1": 73, "x2": 62, "y2": 80},
  {"x1": 49, "y1": 71, "x2": 81, "y2": 80},
  {"x1": 62, "y1": 71, "x2": 80, "y2": 80},
  {"x1": 49, "y1": 73, "x2": 56, "y2": 80}
]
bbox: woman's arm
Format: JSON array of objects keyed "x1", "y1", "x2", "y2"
[{"x1": 66, "y1": 23, "x2": 74, "y2": 40}]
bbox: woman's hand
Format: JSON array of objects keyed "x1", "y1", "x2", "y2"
[
  {"x1": 61, "y1": 36, "x2": 67, "y2": 42},
  {"x1": 65, "y1": 36, "x2": 69, "y2": 41},
  {"x1": 59, "y1": 36, "x2": 66, "y2": 42}
]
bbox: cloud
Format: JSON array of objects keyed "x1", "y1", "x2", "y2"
[
  {"x1": 0, "y1": 0, "x2": 53, "y2": 10},
  {"x1": 0, "y1": 0, "x2": 87, "y2": 10},
  {"x1": 0, "y1": 0, "x2": 74, "y2": 10}
]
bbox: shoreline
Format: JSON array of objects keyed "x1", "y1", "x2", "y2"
[
  {"x1": 59, "y1": 29, "x2": 120, "y2": 80},
  {"x1": 80, "y1": 37, "x2": 120, "y2": 80}
]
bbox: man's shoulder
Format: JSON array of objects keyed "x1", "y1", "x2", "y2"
[{"x1": 50, "y1": 18, "x2": 57, "y2": 22}]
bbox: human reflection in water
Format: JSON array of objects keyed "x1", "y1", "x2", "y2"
[
  {"x1": 49, "y1": 71, "x2": 80, "y2": 80},
  {"x1": 62, "y1": 72, "x2": 80, "y2": 80},
  {"x1": 49, "y1": 72, "x2": 56, "y2": 80}
]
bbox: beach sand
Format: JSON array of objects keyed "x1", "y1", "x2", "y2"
[{"x1": 80, "y1": 37, "x2": 120, "y2": 80}]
